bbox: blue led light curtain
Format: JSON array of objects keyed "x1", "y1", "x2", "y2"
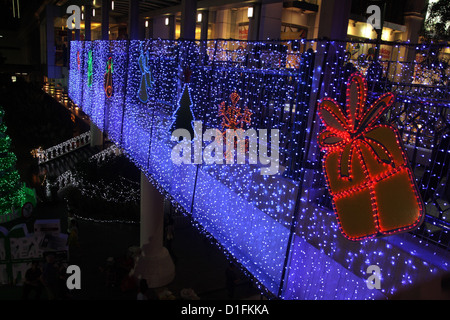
[
  {"x1": 280, "y1": 41, "x2": 450, "y2": 299},
  {"x1": 69, "y1": 39, "x2": 314, "y2": 296},
  {"x1": 69, "y1": 39, "x2": 450, "y2": 300}
]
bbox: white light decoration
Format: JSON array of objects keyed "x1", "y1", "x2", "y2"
[
  {"x1": 165, "y1": 17, "x2": 169, "y2": 26},
  {"x1": 145, "y1": 20, "x2": 149, "y2": 28},
  {"x1": 197, "y1": 13, "x2": 202, "y2": 23},
  {"x1": 111, "y1": 0, "x2": 114, "y2": 10},
  {"x1": 67, "y1": 38, "x2": 450, "y2": 300},
  {"x1": 35, "y1": 131, "x2": 91, "y2": 164}
]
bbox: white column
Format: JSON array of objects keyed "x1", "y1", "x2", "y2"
[
  {"x1": 214, "y1": 9, "x2": 231, "y2": 39},
  {"x1": 153, "y1": 16, "x2": 169, "y2": 39},
  {"x1": 85, "y1": 3, "x2": 92, "y2": 41},
  {"x1": 402, "y1": 2, "x2": 426, "y2": 82},
  {"x1": 168, "y1": 15, "x2": 176, "y2": 40},
  {"x1": 181, "y1": 0, "x2": 197, "y2": 40},
  {"x1": 132, "y1": 172, "x2": 175, "y2": 288},
  {"x1": 314, "y1": 0, "x2": 351, "y2": 40},
  {"x1": 248, "y1": 3, "x2": 261, "y2": 41},
  {"x1": 258, "y1": 2, "x2": 283, "y2": 40},
  {"x1": 90, "y1": 122, "x2": 103, "y2": 148},
  {"x1": 101, "y1": 0, "x2": 110, "y2": 40},
  {"x1": 199, "y1": 10, "x2": 209, "y2": 41},
  {"x1": 128, "y1": 0, "x2": 140, "y2": 40},
  {"x1": 145, "y1": 18, "x2": 153, "y2": 39}
]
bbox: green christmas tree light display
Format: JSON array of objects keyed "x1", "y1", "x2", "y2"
[{"x1": 0, "y1": 106, "x2": 26, "y2": 217}]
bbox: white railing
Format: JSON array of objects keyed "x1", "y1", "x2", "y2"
[
  {"x1": 36, "y1": 131, "x2": 91, "y2": 165},
  {"x1": 88, "y1": 143, "x2": 122, "y2": 165},
  {"x1": 48, "y1": 144, "x2": 122, "y2": 191}
]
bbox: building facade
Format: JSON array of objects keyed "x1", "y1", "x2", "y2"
[{"x1": 36, "y1": 0, "x2": 448, "y2": 89}]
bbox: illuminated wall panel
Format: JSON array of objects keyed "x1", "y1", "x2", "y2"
[
  {"x1": 68, "y1": 39, "x2": 450, "y2": 300},
  {"x1": 68, "y1": 40, "x2": 83, "y2": 106}
]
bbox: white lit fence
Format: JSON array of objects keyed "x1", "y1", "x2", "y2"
[
  {"x1": 36, "y1": 131, "x2": 91, "y2": 164},
  {"x1": 47, "y1": 144, "x2": 122, "y2": 191}
]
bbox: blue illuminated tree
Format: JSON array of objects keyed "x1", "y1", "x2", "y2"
[{"x1": 170, "y1": 68, "x2": 195, "y2": 139}]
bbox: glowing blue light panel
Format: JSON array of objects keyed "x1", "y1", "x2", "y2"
[{"x1": 68, "y1": 39, "x2": 450, "y2": 300}]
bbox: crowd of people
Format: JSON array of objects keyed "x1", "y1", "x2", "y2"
[{"x1": 22, "y1": 253, "x2": 71, "y2": 300}]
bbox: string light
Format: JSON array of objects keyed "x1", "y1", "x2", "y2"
[
  {"x1": 317, "y1": 72, "x2": 424, "y2": 241},
  {"x1": 61, "y1": 170, "x2": 139, "y2": 205},
  {"x1": 0, "y1": 107, "x2": 26, "y2": 217},
  {"x1": 68, "y1": 38, "x2": 450, "y2": 300}
]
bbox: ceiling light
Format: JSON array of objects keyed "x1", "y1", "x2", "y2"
[{"x1": 248, "y1": 7, "x2": 254, "y2": 18}]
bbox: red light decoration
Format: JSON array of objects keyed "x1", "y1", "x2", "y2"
[
  {"x1": 218, "y1": 92, "x2": 252, "y2": 161},
  {"x1": 317, "y1": 72, "x2": 425, "y2": 241},
  {"x1": 104, "y1": 56, "x2": 113, "y2": 98}
]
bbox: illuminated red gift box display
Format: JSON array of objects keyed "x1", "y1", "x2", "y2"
[{"x1": 317, "y1": 73, "x2": 425, "y2": 241}]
